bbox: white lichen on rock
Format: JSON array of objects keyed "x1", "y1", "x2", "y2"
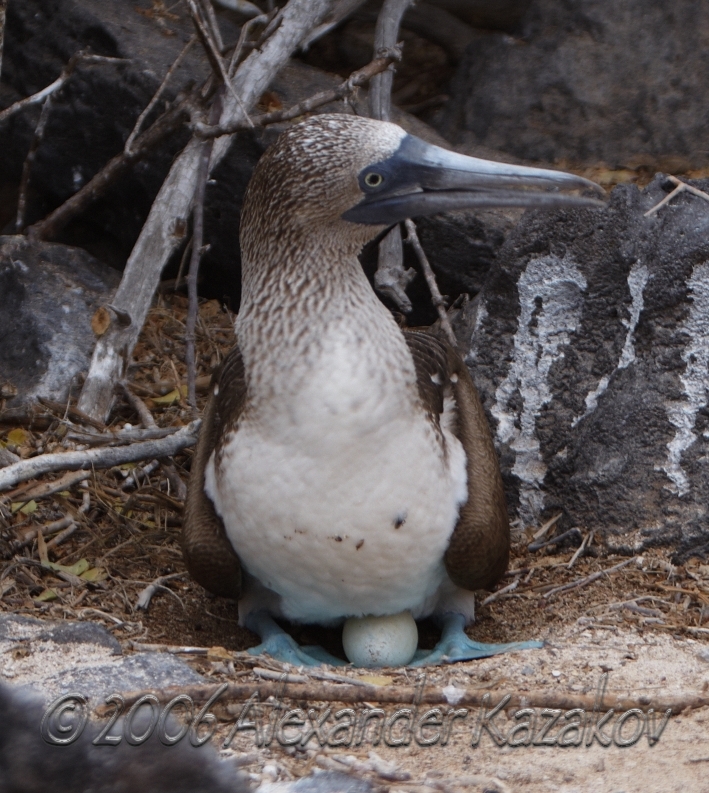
[
  {"x1": 572, "y1": 261, "x2": 650, "y2": 427},
  {"x1": 491, "y1": 253, "x2": 587, "y2": 525},
  {"x1": 660, "y1": 262, "x2": 709, "y2": 496}
]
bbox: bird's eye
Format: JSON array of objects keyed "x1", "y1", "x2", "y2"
[{"x1": 364, "y1": 172, "x2": 384, "y2": 188}]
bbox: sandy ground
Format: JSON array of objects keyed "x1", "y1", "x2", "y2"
[
  {"x1": 4, "y1": 617, "x2": 709, "y2": 793},
  {"x1": 204, "y1": 623, "x2": 709, "y2": 793}
]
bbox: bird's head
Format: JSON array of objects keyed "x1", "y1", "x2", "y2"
[{"x1": 241, "y1": 113, "x2": 604, "y2": 256}]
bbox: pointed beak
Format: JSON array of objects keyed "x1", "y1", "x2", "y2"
[{"x1": 342, "y1": 134, "x2": 605, "y2": 225}]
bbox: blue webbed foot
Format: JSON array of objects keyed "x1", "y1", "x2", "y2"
[
  {"x1": 245, "y1": 611, "x2": 347, "y2": 667},
  {"x1": 410, "y1": 613, "x2": 543, "y2": 667}
]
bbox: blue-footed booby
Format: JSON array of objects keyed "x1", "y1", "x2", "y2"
[{"x1": 183, "y1": 114, "x2": 603, "y2": 667}]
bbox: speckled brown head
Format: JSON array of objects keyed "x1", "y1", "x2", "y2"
[
  {"x1": 241, "y1": 115, "x2": 406, "y2": 263},
  {"x1": 241, "y1": 113, "x2": 603, "y2": 262}
]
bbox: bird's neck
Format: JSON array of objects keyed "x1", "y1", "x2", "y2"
[{"x1": 235, "y1": 229, "x2": 417, "y2": 415}]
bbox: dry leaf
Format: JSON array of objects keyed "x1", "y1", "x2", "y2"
[
  {"x1": 7, "y1": 428, "x2": 28, "y2": 446},
  {"x1": 80, "y1": 567, "x2": 107, "y2": 583},
  {"x1": 47, "y1": 558, "x2": 90, "y2": 576},
  {"x1": 91, "y1": 306, "x2": 111, "y2": 336},
  {"x1": 153, "y1": 385, "x2": 187, "y2": 405},
  {"x1": 11, "y1": 500, "x2": 37, "y2": 515},
  {"x1": 258, "y1": 91, "x2": 283, "y2": 113},
  {"x1": 358, "y1": 675, "x2": 392, "y2": 686},
  {"x1": 34, "y1": 589, "x2": 59, "y2": 602},
  {"x1": 207, "y1": 646, "x2": 233, "y2": 661}
]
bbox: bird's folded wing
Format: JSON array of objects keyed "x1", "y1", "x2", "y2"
[
  {"x1": 182, "y1": 345, "x2": 244, "y2": 599},
  {"x1": 403, "y1": 329, "x2": 509, "y2": 592}
]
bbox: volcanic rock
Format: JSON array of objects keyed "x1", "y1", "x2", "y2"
[
  {"x1": 440, "y1": 0, "x2": 709, "y2": 169},
  {"x1": 459, "y1": 176, "x2": 709, "y2": 553}
]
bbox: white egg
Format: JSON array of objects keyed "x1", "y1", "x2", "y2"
[{"x1": 342, "y1": 611, "x2": 418, "y2": 668}]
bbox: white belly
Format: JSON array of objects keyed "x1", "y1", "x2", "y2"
[{"x1": 205, "y1": 390, "x2": 467, "y2": 623}]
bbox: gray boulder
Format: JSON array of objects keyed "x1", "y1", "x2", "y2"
[
  {"x1": 440, "y1": 0, "x2": 709, "y2": 169},
  {"x1": 0, "y1": 235, "x2": 119, "y2": 407},
  {"x1": 460, "y1": 176, "x2": 709, "y2": 555}
]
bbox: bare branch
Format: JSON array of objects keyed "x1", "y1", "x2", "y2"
[
  {"x1": 65, "y1": 426, "x2": 180, "y2": 446},
  {"x1": 370, "y1": 0, "x2": 413, "y2": 314},
  {"x1": 0, "y1": 53, "x2": 126, "y2": 126},
  {"x1": 227, "y1": 12, "x2": 270, "y2": 77},
  {"x1": 373, "y1": 226, "x2": 415, "y2": 312},
  {"x1": 15, "y1": 96, "x2": 54, "y2": 231},
  {"x1": 199, "y1": 0, "x2": 224, "y2": 53},
  {"x1": 125, "y1": 35, "x2": 196, "y2": 155},
  {"x1": 0, "y1": 420, "x2": 200, "y2": 492},
  {"x1": 404, "y1": 219, "x2": 456, "y2": 346},
  {"x1": 118, "y1": 381, "x2": 157, "y2": 428},
  {"x1": 186, "y1": 106, "x2": 218, "y2": 410},
  {"x1": 136, "y1": 571, "x2": 187, "y2": 610},
  {"x1": 212, "y1": 0, "x2": 261, "y2": 16},
  {"x1": 107, "y1": 670, "x2": 692, "y2": 716},
  {"x1": 644, "y1": 174, "x2": 709, "y2": 217},
  {"x1": 76, "y1": 0, "x2": 334, "y2": 423},
  {"x1": 369, "y1": 0, "x2": 411, "y2": 122},
  {"x1": 195, "y1": 49, "x2": 400, "y2": 138},
  {"x1": 300, "y1": 0, "x2": 368, "y2": 51},
  {"x1": 189, "y1": 0, "x2": 253, "y2": 125}
]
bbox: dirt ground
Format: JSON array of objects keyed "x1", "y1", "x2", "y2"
[{"x1": 2, "y1": 294, "x2": 709, "y2": 792}]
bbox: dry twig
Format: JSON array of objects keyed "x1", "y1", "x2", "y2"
[
  {"x1": 5, "y1": 52, "x2": 125, "y2": 231},
  {"x1": 130, "y1": 640, "x2": 209, "y2": 654},
  {"x1": 185, "y1": 97, "x2": 220, "y2": 410},
  {"x1": 15, "y1": 98, "x2": 56, "y2": 231},
  {"x1": 568, "y1": 529, "x2": 595, "y2": 569},
  {"x1": 480, "y1": 578, "x2": 519, "y2": 607},
  {"x1": 198, "y1": 0, "x2": 225, "y2": 53},
  {"x1": 373, "y1": 223, "x2": 416, "y2": 314},
  {"x1": 542, "y1": 557, "x2": 639, "y2": 601},
  {"x1": 195, "y1": 50, "x2": 400, "y2": 138},
  {"x1": 13, "y1": 516, "x2": 74, "y2": 551},
  {"x1": 0, "y1": 420, "x2": 200, "y2": 491},
  {"x1": 103, "y1": 676, "x2": 688, "y2": 716},
  {"x1": 188, "y1": 0, "x2": 252, "y2": 125},
  {"x1": 528, "y1": 527, "x2": 582, "y2": 553},
  {"x1": 532, "y1": 511, "x2": 562, "y2": 541},
  {"x1": 370, "y1": 0, "x2": 413, "y2": 314},
  {"x1": 644, "y1": 175, "x2": 709, "y2": 217},
  {"x1": 227, "y1": 11, "x2": 269, "y2": 76},
  {"x1": 125, "y1": 35, "x2": 196, "y2": 155},
  {"x1": 404, "y1": 219, "x2": 456, "y2": 346},
  {"x1": 136, "y1": 571, "x2": 187, "y2": 610},
  {"x1": 118, "y1": 382, "x2": 157, "y2": 428},
  {"x1": 0, "y1": 53, "x2": 125, "y2": 125}
]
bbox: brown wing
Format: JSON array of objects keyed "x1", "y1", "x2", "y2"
[
  {"x1": 403, "y1": 329, "x2": 509, "y2": 592},
  {"x1": 182, "y1": 345, "x2": 245, "y2": 599}
]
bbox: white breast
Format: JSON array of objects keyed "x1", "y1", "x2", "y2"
[{"x1": 205, "y1": 322, "x2": 468, "y2": 623}]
